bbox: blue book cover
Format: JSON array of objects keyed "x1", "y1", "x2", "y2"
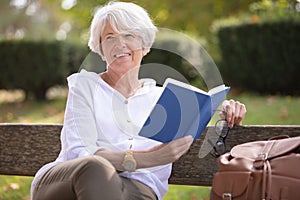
[{"x1": 138, "y1": 78, "x2": 230, "y2": 143}]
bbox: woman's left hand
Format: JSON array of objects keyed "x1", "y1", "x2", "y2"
[{"x1": 222, "y1": 99, "x2": 247, "y2": 128}]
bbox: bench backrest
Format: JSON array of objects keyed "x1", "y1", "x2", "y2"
[{"x1": 1, "y1": 124, "x2": 300, "y2": 186}]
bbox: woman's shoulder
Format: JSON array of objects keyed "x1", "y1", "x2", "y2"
[{"x1": 67, "y1": 69, "x2": 100, "y2": 87}]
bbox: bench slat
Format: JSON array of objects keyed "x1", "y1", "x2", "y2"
[{"x1": 1, "y1": 124, "x2": 300, "y2": 186}]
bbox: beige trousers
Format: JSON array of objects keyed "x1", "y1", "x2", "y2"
[{"x1": 32, "y1": 156, "x2": 157, "y2": 200}]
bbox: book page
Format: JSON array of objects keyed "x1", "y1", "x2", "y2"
[
  {"x1": 208, "y1": 84, "x2": 226, "y2": 95},
  {"x1": 164, "y1": 78, "x2": 227, "y2": 96},
  {"x1": 164, "y1": 78, "x2": 209, "y2": 95}
]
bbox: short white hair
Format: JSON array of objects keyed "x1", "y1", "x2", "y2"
[{"x1": 88, "y1": 1, "x2": 158, "y2": 57}]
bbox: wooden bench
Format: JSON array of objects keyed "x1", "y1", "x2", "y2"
[{"x1": 1, "y1": 124, "x2": 300, "y2": 186}]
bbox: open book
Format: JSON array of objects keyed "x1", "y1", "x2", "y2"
[{"x1": 138, "y1": 78, "x2": 230, "y2": 143}]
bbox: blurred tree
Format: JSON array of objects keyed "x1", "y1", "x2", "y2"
[
  {"x1": 0, "y1": 0, "x2": 66, "y2": 40},
  {"x1": 64, "y1": 0, "x2": 257, "y2": 38},
  {"x1": 0, "y1": 0, "x2": 257, "y2": 41}
]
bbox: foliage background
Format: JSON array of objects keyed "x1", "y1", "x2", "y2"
[
  {"x1": 2, "y1": 0, "x2": 300, "y2": 99},
  {"x1": 0, "y1": 0, "x2": 257, "y2": 47}
]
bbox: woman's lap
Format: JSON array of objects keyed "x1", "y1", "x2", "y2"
[{"x1": 32, "y1": 156, "x2": 157, "y2": 200}]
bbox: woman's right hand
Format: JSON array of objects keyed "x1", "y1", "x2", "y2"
[{"x1": 135, "y1": 135, "x2": 193, "y2": 168}]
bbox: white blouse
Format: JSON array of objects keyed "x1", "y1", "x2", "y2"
[{"x1": 31, "y1": 69, "x2": 172, "y2": 200}]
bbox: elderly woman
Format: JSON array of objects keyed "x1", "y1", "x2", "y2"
[{"x1": 31, "y1": 1, "x2": 246, "y2": 200}]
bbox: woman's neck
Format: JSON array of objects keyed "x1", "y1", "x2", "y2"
[{"x1": 101, "y1": 69, "x2": 142, "y2": 99}]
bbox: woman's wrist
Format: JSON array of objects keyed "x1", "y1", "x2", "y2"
[
  {"x1": 134, "y1": 150, "x2": 157, "y2": 169},
  {"x1": 94, "y1": 148, "x2": 160, "y2": 171}
]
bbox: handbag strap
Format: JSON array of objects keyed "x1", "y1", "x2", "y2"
[
  {"x1": 253, "y1": 140, "x2": 275, "y2": 200},
  {"x1": 266, "y1": 160, "x2": 272, "y2": 200}
]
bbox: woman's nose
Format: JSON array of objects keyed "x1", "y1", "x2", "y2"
[{"x1": 115, "y1": 36, "x2": 127, "y2": 47}]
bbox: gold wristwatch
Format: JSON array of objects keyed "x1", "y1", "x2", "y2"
[{"x1": 122, "y1": 150, "x2": 136, "y2": 172}]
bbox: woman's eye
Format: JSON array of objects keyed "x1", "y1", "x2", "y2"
[
  {"x1": 106, "y1": 36, "x2": 115, "y2": 41},
  {"x1": 125, "y1": 34, "x2": 134, "y2": 38}
]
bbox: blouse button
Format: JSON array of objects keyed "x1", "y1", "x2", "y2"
[{"x1": 124, "y1": 100, "x2": 128, "y2": 104}]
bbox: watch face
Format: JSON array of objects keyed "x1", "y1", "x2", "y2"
[{"x1": 124, "y1": 160, "x2": 136, "y2": 172}]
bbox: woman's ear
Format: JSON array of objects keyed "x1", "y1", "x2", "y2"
[{"x1": 142, "y1": 47, "x2": 150, "y2": 56}]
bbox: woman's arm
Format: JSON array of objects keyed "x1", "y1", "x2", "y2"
[
  {"x1": 95, "y1": 135, "x2": 193, "y2": 171},
  {"x1": 95, "y1": 99, "x2": 247, "y2": 171},
  {"x1": 61, "y1": 73, "x2": 102, "y2": 159}
]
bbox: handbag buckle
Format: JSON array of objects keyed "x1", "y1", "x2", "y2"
[
  {"x1": 257, "y1": 152, "x2": 268, "y2": 160},
  {"x1": 222, "y1": 193, "x2": 232, "y2": 200},
  {"x1": 254, "y1": 152, "x2": 269, "y2": 169}
]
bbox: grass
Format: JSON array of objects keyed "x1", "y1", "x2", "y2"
[
  {"x1": 0, "y1": 88, "x2": 299, "y2": 200},
  {"x1": 0, "y1": 175, "x2": 32, "y2": 200},
  {"x1": 0, "y1": 88, "x2": 67, "y2": 124},
  {"x1": 228, "y1": 93, "x2": 300, "y2": 125}
]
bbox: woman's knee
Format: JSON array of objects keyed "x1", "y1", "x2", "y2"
[
  {"x1": 72, "y1": 156, "x2": 124, "y2": 199},
  {"x1": 73, "y1": 156, "x2": 117, "y2": 181}
]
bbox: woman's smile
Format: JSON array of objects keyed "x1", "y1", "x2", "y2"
[{"x1": 114, "y1": 52, "x2": 131, "y2": 58}]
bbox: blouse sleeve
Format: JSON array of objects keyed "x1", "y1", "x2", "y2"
[{"x1": 60, "y1": 71, "x2": 101, "y2": 160}]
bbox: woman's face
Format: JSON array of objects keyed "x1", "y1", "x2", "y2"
[{"x1": 101, "y1": 22, "x2": 145, "y2": 74}]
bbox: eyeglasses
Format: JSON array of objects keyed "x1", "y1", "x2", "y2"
[
  {"x1": 208, "y1": 110, "x2": 230, "y2": 158},
  {"x1": 101, "y1": 33, "x2": 142, "y2": 49}
]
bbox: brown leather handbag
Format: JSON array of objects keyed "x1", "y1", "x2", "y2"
[{"x1": 210, "y1": 136, "x2": 300, "y2": 200}]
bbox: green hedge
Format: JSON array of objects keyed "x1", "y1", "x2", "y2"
[
  {"x1": 0, "y1": 40, "x2": 87, "y2": 100},
  {"x1": 0, "y1": 35, "x2": 207, "y2": 100},
  {"x1": 217, "y1": 20, "x2": 300, "y2": 95}
]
